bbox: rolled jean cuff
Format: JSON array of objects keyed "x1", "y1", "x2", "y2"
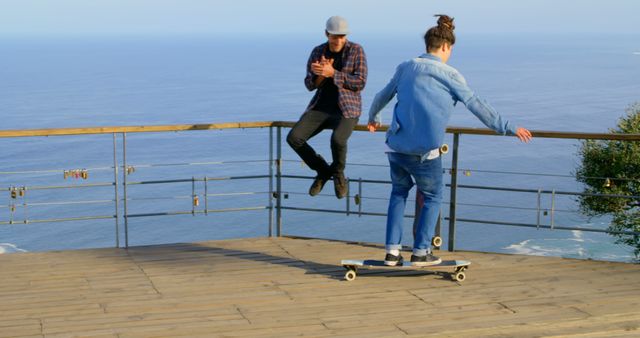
[
  {"x1": 385, "y1": 244, "x2": 403, "y2": 251},
  {"x1": 413, "y1": 248, "x2": 428, "y2": 256}
]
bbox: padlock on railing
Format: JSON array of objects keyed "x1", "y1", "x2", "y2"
[{"x1": 193, "y1": 196, "x2": 200, "y2": 207}]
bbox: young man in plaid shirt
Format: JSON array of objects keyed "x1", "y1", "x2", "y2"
[{"x1": 287, "y1": 16, "x2": 367, "y2": 199}]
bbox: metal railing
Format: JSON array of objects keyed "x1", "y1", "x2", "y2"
[{"x1": 1, "y1": 121, "x2": 639, "y2": 253}]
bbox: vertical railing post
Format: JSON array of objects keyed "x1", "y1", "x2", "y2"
[
  {"x1": 112, "y1": 133, "x2": 120, "y2": 248},
  {"x1": 204, "y1": 176, "x2": 208, "y2": 215},
  {"x1": 536, "y1": 188, "x2": 542, "y2": 230},
  {"x1": 448, "y1": 133, "x2": 460, "y2": 252},
  {"x1": 191, "y1": 176, "x2": 196, "y2": 216},
  {"x1": 122, "y1": 132, "x2": 129, "y2": 249},
  {"x1": 276, "y1": 126, "x2": 283, "y2": 237},
  {"x1": 357, "y1": 178, "x2": 362, "y2": 217},
  {"x1": 551, "y1": 189, "x2": 556, "y2": 230},
  {"x1": 346, "y1": 178, "x2": 350, "y2": 216},
  {"x1": 268, "y1": 126, "x2": 274, "y2": 237}
]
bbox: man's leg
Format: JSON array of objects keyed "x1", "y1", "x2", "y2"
[
  {"x1": 286, "y1": 110, "x2": 333, "y2": 196},
  {"x1": 410, "y1": 156, "x2": 443, "y2": 265},
  {"x1": 286, "y1": 110, "x2": 331, "y2": 172},
  {"x1": 384, "y1": 152, "x2": 414, "y2": 265},
  {"x1": 327, "y1": 116, "x2": 358, "y2": 198}
]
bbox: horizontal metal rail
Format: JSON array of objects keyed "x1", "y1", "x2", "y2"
[
  {"x1": 2, "y1": 199, "x2": 114, "y2": 208},
  {"x1": 2, "y1": 121, "x2": 640, "y2": 141},
  {"x1": 454, "y1": 202, "x2": 577, "y2": 213},
  {"x1": 0, "y1": 161, "x2": 268, "y2": 177},
  {"x1": 126, "y1": 191, "x2": 267, "y2": 202},
  {"x1": 126, "y1": 160, "x2": 269, "y2": 169},
  {"x1": 2, "y1": 182, "x2": 114, "y2": 191},
  {"x1": 275, "y1": 161, "x2": 640, "y2": 183},
  {"x1": 1, "y1": 215, "x2": 115, "y2": 225},
  {"x1": 2, "y1": 192, "x2": 267, "y2": 208},
  {"x1": 0, "y1": 166, "x2": 113, "y2": 176},
  {"x1": 0, "y1": 121, "x2": 275, "y2": 138},
  {"x1": 457, "y1": 184, "x2": 640, "y2": 200},
  {"x1": 126, "y1": 206, "x2": 268, "y2": 218},
  {"x1": 126, "y1": 175, "x2": 270, "y2": 186},
  {"x1": 457, "y1": 168, "x2": 640, "y2": 182},
  {"x1": 281, "y1": 174, "x2": 392, "y2": 185},
  {"x1": 281, "y1": 206, "x2": 413, "y2": 218}
]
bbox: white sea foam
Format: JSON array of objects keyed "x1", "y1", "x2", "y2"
[
  {"x1": 505, "y1": 239, "x2": 578, "y2": 257},
  {"x1": 0, "y1": 243, "x2": 27, "y2": 254},
  {"x1": 504, "y1": 232, "x2": 634, "y2": 262},
  {"x1": 571, "y1": 230, "x2": 584, "y2": 242}
]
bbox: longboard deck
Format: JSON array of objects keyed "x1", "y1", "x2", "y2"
[
  {"x1": 340, "y1": 259, "x2": 471, "y2": 282},
  {"x1": 341, "y1": 259, "x2": 470, "y2": 269}
]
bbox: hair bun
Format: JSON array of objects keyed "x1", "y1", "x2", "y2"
[{"x1": 435, "y1": 14, "x2": 455, "y2": 31}]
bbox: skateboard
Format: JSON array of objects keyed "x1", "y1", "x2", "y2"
[{"x1": 340, "y1": 259, "x2": 470, "y2": 282}]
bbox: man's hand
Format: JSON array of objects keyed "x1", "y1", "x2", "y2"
[
  {"x1": 311, "y1": 56, "x2": 335, "y2": 78},
  {"x1": 515, "y1": 127, "x2": 533, "y2": 143},
  {"x1": 367, "y1": 121, "x2": 380, "y2": 133}
]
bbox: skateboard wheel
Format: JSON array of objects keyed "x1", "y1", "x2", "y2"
[
  {"x1": 453, "y1": 272, "x2": 466, "y2": 282},
  {"x1": 345, "y1": 270, "x2": 357, "y2": 281},
  {"x1": 432, "y1": 236, "x2": 442, "y2": 248}
]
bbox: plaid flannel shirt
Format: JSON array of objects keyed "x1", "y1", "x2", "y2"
[{"x1": 304, "y1": 41, "x2": 367, "y2": 118}]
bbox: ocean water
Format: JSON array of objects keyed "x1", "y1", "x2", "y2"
[{"x1": 0, "y1": 33, "x2": 639, "y2": 261}]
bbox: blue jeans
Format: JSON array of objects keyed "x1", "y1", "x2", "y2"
[{"x1": 385, "y1": 152, "x2": 443, "y2": 256}]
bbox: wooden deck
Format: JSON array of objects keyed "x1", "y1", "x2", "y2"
[{"x1": 1, "y1": 237, "x2": 639, "y2": 338}]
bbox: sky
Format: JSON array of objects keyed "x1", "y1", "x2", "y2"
[{"x1": 1, "y1": 0, "x2": 640, "y2": 38}]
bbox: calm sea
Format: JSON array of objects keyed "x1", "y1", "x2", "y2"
[{"x1": 1, "y1": 33, "x2": 639, "y2": 261}]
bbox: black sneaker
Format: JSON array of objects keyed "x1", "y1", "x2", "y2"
[
  {"x1": 384, "y1": 253, "x2": 404, "y2": 266},
  {"x1": 411, "y1": 253, "x2": 442, "y2": 267},
  {"x1": 309, "y1": 174, "x2": 330, "y2": 196},
  {"x1": 333, "y1": 172, "x2": 348, "y2": 199}
]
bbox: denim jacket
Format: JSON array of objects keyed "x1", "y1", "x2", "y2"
[{"x1": 368, "y1": 53, "x2": 517, "y2": 157}]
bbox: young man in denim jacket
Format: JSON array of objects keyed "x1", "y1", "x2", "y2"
[
  {"x1": 368, "y1": 15, "x2": 532, "y2": 266},
  {"x1": 287, "y1": 16, "x2": 367, "y2": 199}
]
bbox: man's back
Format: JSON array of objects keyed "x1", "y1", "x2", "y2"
[{"x1": 386, "y1": 54, "x2": 459, "y2": 155}]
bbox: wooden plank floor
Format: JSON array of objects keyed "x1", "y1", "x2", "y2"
[{"x1": 1, "y1": 237, "x2": 639, "y2": 338}]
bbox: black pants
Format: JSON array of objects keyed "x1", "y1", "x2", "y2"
[{"x1": 286, "y1": 109, "x2": 358, "y2": 177}]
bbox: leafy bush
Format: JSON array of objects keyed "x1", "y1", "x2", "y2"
[{"x1": 576, "y1": 102, "x2": 640, "y2": 259}]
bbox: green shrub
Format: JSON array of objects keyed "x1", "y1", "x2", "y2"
[{"x1": 576, "y1": 102, "x2": 640, "y2": 260}]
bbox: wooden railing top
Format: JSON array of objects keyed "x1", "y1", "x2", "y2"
[{"x1": 1, "y1": 121, "x2": 639, "y2": 141}]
